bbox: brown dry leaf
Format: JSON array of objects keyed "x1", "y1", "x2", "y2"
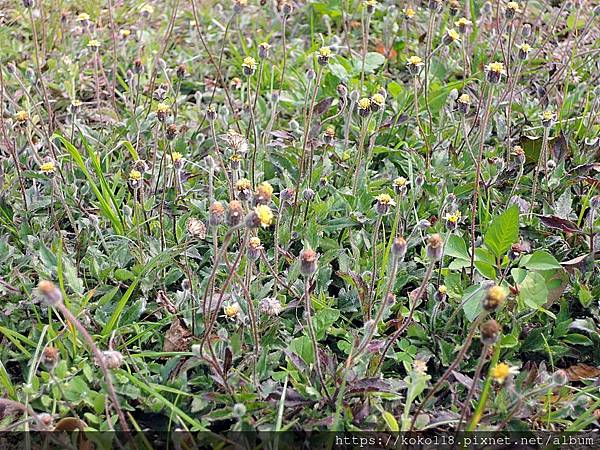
[
  {"x1": 163, "y1": 318, "x2": 193, "y2": 352},
  {"x1": 565, "y1": 364, "x2": 600, "y2": 382},
  {"x1": 157, "y1": 290, "x2": 177, "y2": 314}
]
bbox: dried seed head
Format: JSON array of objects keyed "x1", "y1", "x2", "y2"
[
  {"x1": 42, "y1": 347, "x2": 60, "y2": 371},
  {"x1": 209, "y1": 201, "x2": 225, "y2": 227},
  {"x1": 512, "y1": 145, "x2": 526, "y2": 165},
  {"x1": 100, "y1": 350, "x2": 124, "y2": 369},
  {"x1": 176, "y1": 64, "x2": 186, "y2": 79},
  {"x1": 448, "y1": 0, "x2": 460, "y2": 15},
  {"x1": 551, "y1": 369, "x2": 568, "y2": 386},
  {"x1": 480, "y1": 319, "x2": 502, "y2": 345},
  {"x1": 187, "y1": 218, "x2": 206, "y2": 239},
  {"x1": 254, "y1": 182, "x2": 274, "y2": 205},
  {"x1": 233, "y1": 0, "x2": 248, "y2": 14},
  {"x1": 227, "y1": 200, "x2": 245, "y2": 227},
  {"x1": 259, "y1": 297, "x2": 282, "y2": 316},
  {"x1": 505, "y1": 1, "x2": 522, "y2": 20},
  {"x1": 258, "y1": 42, "x2": 271, "y2": 59},
  {"x1": 280, "y1": 187, "x2": 296, "y2": 206},
  {"x1": 521, "y1": 22, "x2": 532, "y2": 37},
  {"x1": 165, "y1": 124, "x2": 178, "y2": 141},
  {"x1": 38, "y1": 281, "x2": 62, "y2": 306},
  {"x1": 483, "y1": 285, "x2": 507, "y2": 311},
  {"x1": 303, "y1": 188, "x2": 315, "y2": 201},
  {"x1": 426, "y1": 234, "x2": 444, "y2": 261},
  {"x1": 457, "y1": 93, "x2": 471, "y2": 114},
  {"x1": 299, "y1": 248, "x2": 318, "y2": 277}
]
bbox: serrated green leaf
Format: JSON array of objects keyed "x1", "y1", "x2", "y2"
[{"x1": 484, "y1": 205, "x2": 519, "y2": 259}]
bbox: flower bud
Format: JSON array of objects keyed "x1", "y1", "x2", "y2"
[
  {"x1": 209, "y1": 201, "x2": 225, "y2": 227},
  {"x1": 299, "y1": 248, "x2": 318, "y2": 277},
  {"x1": 187, "y1": 218, "x2": 207, "y2": 239},
  {"x1": 38, "y1": 281, "x2": 63, "y2": 306},
  {"x1": 391, "y1": 237, "x2": 407, "y2": 259},
  {"x1": 247, "y1": 236, "x2": 263, "y2": 261},
  {"x1": 483, "y1": 285, "x2": 507, "y2": 311},
  {"x1": 227, "y1": 200, "x2": 245, "y2": 227},
  {"x1": 480, "y1": 319, "x2": 502, "y2": 345},
  {"x1": 426, "y1": 234, "x2": 444, "y2": 261},
  {"x1": 42, "y1": 347, "x2": 60, "y2": 371},
  {"x1": 100, "y1": 350, "x2": 124, "y2": 369}
]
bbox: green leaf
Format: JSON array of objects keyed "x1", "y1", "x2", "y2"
[
  {"x1": 314, "y1": 307, "x2": 340, "y2": 340},
  {"x1": 484, "y1": 205, "x2": 519, "y2": 259},
  {"x1": 290, "y1": 336, "x2": 314, "y2": 365},
  {"x1": 445, "y1": 234, "x2": 469, "y2": 260},
  {"x1": 353, "y1": 52, "x2": 385, "y2": 74},
  {"x1": 517, "y1": 271, "x2": 548, "y2": 310},
  {"x1": 381, "y1": 410, "x2": 399, "y2": 432},
  {"x1": 462, "y1": 285, "x2": 485, "y2": 322},
  {"x1": 562, "y1": 333, "x2": 593, "y2": 346},
  {"x1": 520, "y1": 251, "x2": 562, "y2": 270}
]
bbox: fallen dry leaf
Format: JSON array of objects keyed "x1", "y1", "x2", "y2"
[
  {"x1": 163, "y1": 318, "x2": 193, "y2": 352},
  {"x1": 565, "y1": 363, "x2": 600, "y2": 382}
]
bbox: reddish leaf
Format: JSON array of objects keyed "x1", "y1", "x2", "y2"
[
  {"x1": 565, "y1": 364, "x2": 600, "y2": 382},
  {"x1": 539, "y1": 215, "x2": 581, "y2": 233}
]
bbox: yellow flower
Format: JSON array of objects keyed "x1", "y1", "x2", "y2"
[
  {"x1": 517, "y1": 43, "x2": 531, "y2": 53},
  {"x1": 249, "y1": 237, "x2": 262, "y2": 248},
  {"x1": 403, "y1": 7, "x2": 416, "y2": 19},
  {"x1": 407, "y1": 55, "x2": 424, "y2": 66},
  {"x1": 129, "y1": 169, "x2": 142, "y2": 181},
  {"x1": 87, "y1": 39, "x2": 101, "y2": 49},
  {"x1": 342, "y1": 151, "x2": 351, "y2": 161},
  {"x1": 394, "y1": 176, "x2": 408, "y2": 187},
  {"x1": 242, "y1": 56, "x2": 257, "y2": 71},
  {"x1": 455, "y1": 17, "x2": 472, "y2": 27},
  {"x1": 40, "y1": 161, "x2": 56, "y2": 174},
  {"x1": 491, "y1": 362, "x2": 518, "y2": 384},
  {"x1": 376, "y1": 193, "x2": 395, "y2": 206},
  {"x1": 458, "y1": 94, "x2": 471, "y2": 104},
  {"x1": 120, "y1": 29, "x2": 131, "y2": 38},
  {"x1": 444, "y1": 210, "x2": 461, "y2": 223},
  {"x1": 170, "y1": 152, "x2": 183, "y2": 162},
  {"x1": 224, "y1": 304, "x2": 240, "y2": 318},
  {"x1": 446, "y1": 29, "x2": 460, "y2": 42},
  {"x1": 236, "y1": 178, "x2": 252, "y2": 191},
  {"x1": 438, "y1": 285, "x2": 447, "y2": 295},
  {"x1": 15, "y1": 110, "x2": 29, "y2": 122},
  {"x1": 358, "y1": 98, "x2": 371, "y2": 110},
  {"x1": 365, "y1": 0, "x2": 377, "y2": 6},
  {"x1": 371, "y1": 93, "x2": 385, "y2": 107},
  {"x1": 77, "y1": 13, "x2": 90, "y2": 22},
  {"x1": 257, "y1": 181, "x2": 274, "y2": 197},
  {"x1": 141, "y1": 4, "x2": 154, "y2": 15},
  {"x1": 318, "y1": 46, "x2": 332, "y2": 58},
  {"x1": 542, "y1": 110, "x2": 555, "y2": 121},
  {"x1": 156, "y1": 103, "x2": 170, "y2": 113},
  {"x1": 506, "y1": 1, "x2": 522, "y2": 13},
  {"x1": 254, "y1": 205, "x2": 273, "y2": 227},
  {"x1": 486, "y1": 61, "x2": 506, "y2": 75}
]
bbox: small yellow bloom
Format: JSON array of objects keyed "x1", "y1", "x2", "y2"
[
  {"x1": 438, "y1": 285, "x2": 447, "y2": 295},
  {"x1": 141, "y1": 4, "x2": 154, "y2": 15},
  {"x1": 170, "y1": 152, "x2": 183, "y2": 162},
  {"x1": 249, "y1": 236, "x2": 262, "y2": 248},
  {"x1": 455, "y1": 17, "x2": 472, "y2": 27},
  {"x1": 156, "y1": 103, "x2": 170, "y2": 113},
  {"x1": 365, "y1": 0, "x2": 377, "y2": 7},
  {"x1": 517, "y1": 43, "x2": 531, "y2": 53},
  {"x1": 403, "y1": 7, "x2": 416, "y2": 19},
  {"x1": 376, "y1": 193, "x2": 395, "y2": 206},
  {"x1": 77, "y1": 13, "x2": 90, "y2": 22},
  {"x1": 40, "y1": 161, "x2": 56, "y2": 174},
  {"x1": 446, "y1": 29, "x2": 460, "y2": 42},
  {"x1": 506, "y1": 1, "x2": 522, "y2": 13},
  {"x1": 358, "y1": 98, "x2": 371, "y2": 110},
  {"x1": 87, "y1": 39, "x2": 101, "y2": 49},
  {"x1": 236, "y1": 178, "x2": 252, "y2": 190},
  {"x1": 491, "y1": 362, "x2": 518, "y2": 384},
  {"x1": 242, "y1": 56, "x2": 257, "y2": 71},
  {"x1": 394, "y1": 176, "x2": 408, "y2": 187},
  {"x1": 318, "y1": 46, "x2": 332, "y2": 58},
  {"x1": 371, "y1": 93, "x2": 385, "y2": 107},
  {"x1": 120, "y1": 29, "x2": 131, "y2": 38},
  {"x1": 257, "y1": 181, "x2": 274, "y2": 197},
  {"x1": 15, "y1": 110, "x2": 29, "y2": 122},
  {"x1": 254, "y1": 205, "x2": 273, "y2": 227},
  {"x1": 342, "y1": 151, "x2": 351, "y2": 161},
  {"x1": 407, "y1": 55, "x2": 424, "y2": 66},
  {"x1": 224, "y1": 304, "x2": 240, "y2": 318},
  {"x1": 542, "y1": 110, "x2": 555, "y2": 121},
  {"x1": 444, "y1": 210, "x2": 461, "y2": 224},
  {"x1": 458, "y1": 94, "x2": 471, "y2": 104},
  {"x1": 129, "y1": 169, "x2": 142, "y2": 181},
  {"x1": 325, "y1": 126, "x2": 335, "y2": 136},
  {"x1": 486, "y1": 61, "x2": 506, "y2": 75}
]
